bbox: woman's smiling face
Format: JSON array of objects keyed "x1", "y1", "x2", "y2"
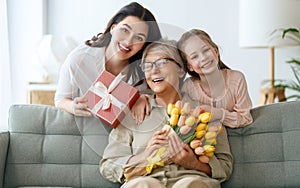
[
  {"x1": 109, "y1": 16, "x2": 149, "y2": 61},
  {"x1": 144, "y1": 53, "x2": 182, "y2": 95}
]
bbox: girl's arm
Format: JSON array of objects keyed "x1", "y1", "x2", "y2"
[
  {"x1": 222, "y1": 72, "x2": 253, "y2": 128},
  {"x1": 200, "y1": 72, "x2": 253, "y2": 128}
]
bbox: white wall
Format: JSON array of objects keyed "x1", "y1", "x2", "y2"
[
  {"x1": 7, "y1": 0, "x2": 46, "y2": 103},
  {"x1": 8, "y1": 0, "x2": 300, "y2": 106}
]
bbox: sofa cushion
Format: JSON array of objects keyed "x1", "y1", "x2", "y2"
[
  {"x1": 6, "y1": 104, "x2": 120, "y2": 188},
  {"x1": 223, "y1": 101, "x2": 300, "y2": 187}
]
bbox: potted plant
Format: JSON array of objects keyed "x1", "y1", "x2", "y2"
[{"x1": 274, "y1": 28, "x2": 300, "y2": 100}]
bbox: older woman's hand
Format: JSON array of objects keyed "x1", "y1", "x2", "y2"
[
  {"x1": 168, "y1": 132, "x2": 212, "y2": 176},
  {"x1": 123, "y1": 129, "x2": 169, "y2": 180}
]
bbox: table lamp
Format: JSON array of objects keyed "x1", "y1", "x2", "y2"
[
  {"x1": 239, "y1": 0, "x2": 300, "y2": 105},
  {"x1": 36, "y1": 35, "x2": 77, "y2": 83}
]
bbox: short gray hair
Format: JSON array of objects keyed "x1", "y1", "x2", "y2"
[{"x1": 141, "y1": 39, "x2": 184, "y2": 68}]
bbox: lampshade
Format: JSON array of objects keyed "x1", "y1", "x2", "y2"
[
  {"x1": 239, "y1": 0, "x2": 300, "y2": 48},
  {"x1": 36, "y1": 35, "x2": 77, "y2": 83}
]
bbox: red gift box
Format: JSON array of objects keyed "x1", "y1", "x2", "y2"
[{"x1": 83, "y1": 70, "x2": 140, "y2": 128}]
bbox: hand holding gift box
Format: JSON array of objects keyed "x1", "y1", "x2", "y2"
[{"x1": 83, "y1": 70, "x2": 140, "y2": 128}]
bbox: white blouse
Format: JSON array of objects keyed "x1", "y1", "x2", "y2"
[{"x1": 55, "y1": 44, "x2": 107, "y2": 102}]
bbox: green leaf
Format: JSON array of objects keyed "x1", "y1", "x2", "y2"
[
  {"x1": 282, "y1": 28, "x2": 299, "y2": 39},
  {"x1": 286, "y1": 59, "x2": 300, "y2": 66}
]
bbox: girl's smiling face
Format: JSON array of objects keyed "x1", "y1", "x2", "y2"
[
  {"x1": 109, "y1": 16, "x2": 149, "y2": 61},
  {"x1": 182, "y1": 35, "x2": 219, "y2": 75}
]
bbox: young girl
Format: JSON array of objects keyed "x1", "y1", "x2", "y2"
[
  {"x1": 55, "y1": 2, "x2": 161, "y2": 116},
  {"x1": 177, "y1": 29, "x2": 253, "y2": 128}
]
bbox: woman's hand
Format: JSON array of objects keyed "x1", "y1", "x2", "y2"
[
  {"x1": 126, "y1": 129, "x2": 169, "y2": 167},
  {"x1": 145, "y1": 129, "x2": 168, "y2": 155},
  {"x1": 56, "y1": 97, "x2": 92, "y2": 117},
  {"x1": 170, "y1": 143, "x2": 199, "y2": 169},
  {"x1": 124, "y1": 129, "x2": 168, "y2": 180},
  {"x1": 131, "y1": 94, "x2": 151, "y2": 124},
  {"x1": 168, "y1": 133, "x2": 194, "y2": 167},
  {"x1": 168, "y1": 133, "x2": 212, "y2": 176},
  {"x1": 72, "y1": 97, "x2": 92, "y2": 116}
]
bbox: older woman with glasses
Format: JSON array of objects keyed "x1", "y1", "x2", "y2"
[{"x1": 100, "y1": 39, "x2": 233, "y2": 188}]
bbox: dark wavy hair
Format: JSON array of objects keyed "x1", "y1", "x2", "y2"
[
  {"x1": 85, "y1": 2, "x2": 162, "y2": 86},
  {"x1": 177, "y1": 29, "x2": 230, "y2": 80}
]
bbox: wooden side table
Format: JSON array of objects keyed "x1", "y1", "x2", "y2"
[
  {"x1": 258, "y1": 87, "x2": 286, "y2": 106},
  {"x1": 27, "y1": 83, "x2": 57, "y2": 106}
]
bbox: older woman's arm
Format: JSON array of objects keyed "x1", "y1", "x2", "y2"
[{"x1": 99, "y1": 125, "x2": 134, "y2": 183}]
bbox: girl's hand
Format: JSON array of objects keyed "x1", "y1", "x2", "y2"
[
  {"x1": 131, "y1": 95, "x2": 151, "y2": 124},
  {"x1": 72, "y1": 97, "x2": 92, "y2": 117},
  {"x1": 200, "y1": 105, "x2": 224, "y2": 122}
]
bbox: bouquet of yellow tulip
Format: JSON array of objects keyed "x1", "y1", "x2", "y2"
[
  {"x1": 167, "y1": 100, "x2": 222, "y2": 164},
  {"x1": 146, "y1": 100, "x2": 222, "y2": 174}
]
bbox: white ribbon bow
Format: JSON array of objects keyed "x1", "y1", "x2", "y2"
[{"x1": 89, "y1": 73, "x2": 125, "y2": 112}]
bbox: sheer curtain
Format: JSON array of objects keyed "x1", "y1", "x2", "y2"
[{"x1": 0, "y1": 0, "x2": 12, "y2": 131}]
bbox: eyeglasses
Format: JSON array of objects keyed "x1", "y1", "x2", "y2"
[{"x1": 140, "y1": 57, "x2": 181, "y2": 72}]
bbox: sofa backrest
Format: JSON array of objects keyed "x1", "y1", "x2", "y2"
[
  {"x1": 223, "y1": 101, "x2": 300, "y2": 187},
  {"x1": 5, "y1": 101, "x2": 300, "y2": 187},
  {"x1": 6, "y1": 104, "x2": 120, "y2": 187}
]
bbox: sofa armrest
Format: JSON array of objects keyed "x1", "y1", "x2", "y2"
[{"x1": 0, "y1": 132, "x2": 9, "y2": 188}]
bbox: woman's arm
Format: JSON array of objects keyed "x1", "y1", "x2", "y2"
[{"x1": 100, "y1": 125, "x2": 135, "y2": 183}]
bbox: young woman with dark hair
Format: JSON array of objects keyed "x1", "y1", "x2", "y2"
[{"x1": 55, "y1": 2, "x2": 162, "y2": 116}]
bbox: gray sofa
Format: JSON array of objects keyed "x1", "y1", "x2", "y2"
[{"x1": 1, "y1": 101, "x2": 300, "y2": 187}]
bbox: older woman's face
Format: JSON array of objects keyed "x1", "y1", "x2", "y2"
[{"x1": 143, "y1": 53, "x2": 181, "y2": 95}]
